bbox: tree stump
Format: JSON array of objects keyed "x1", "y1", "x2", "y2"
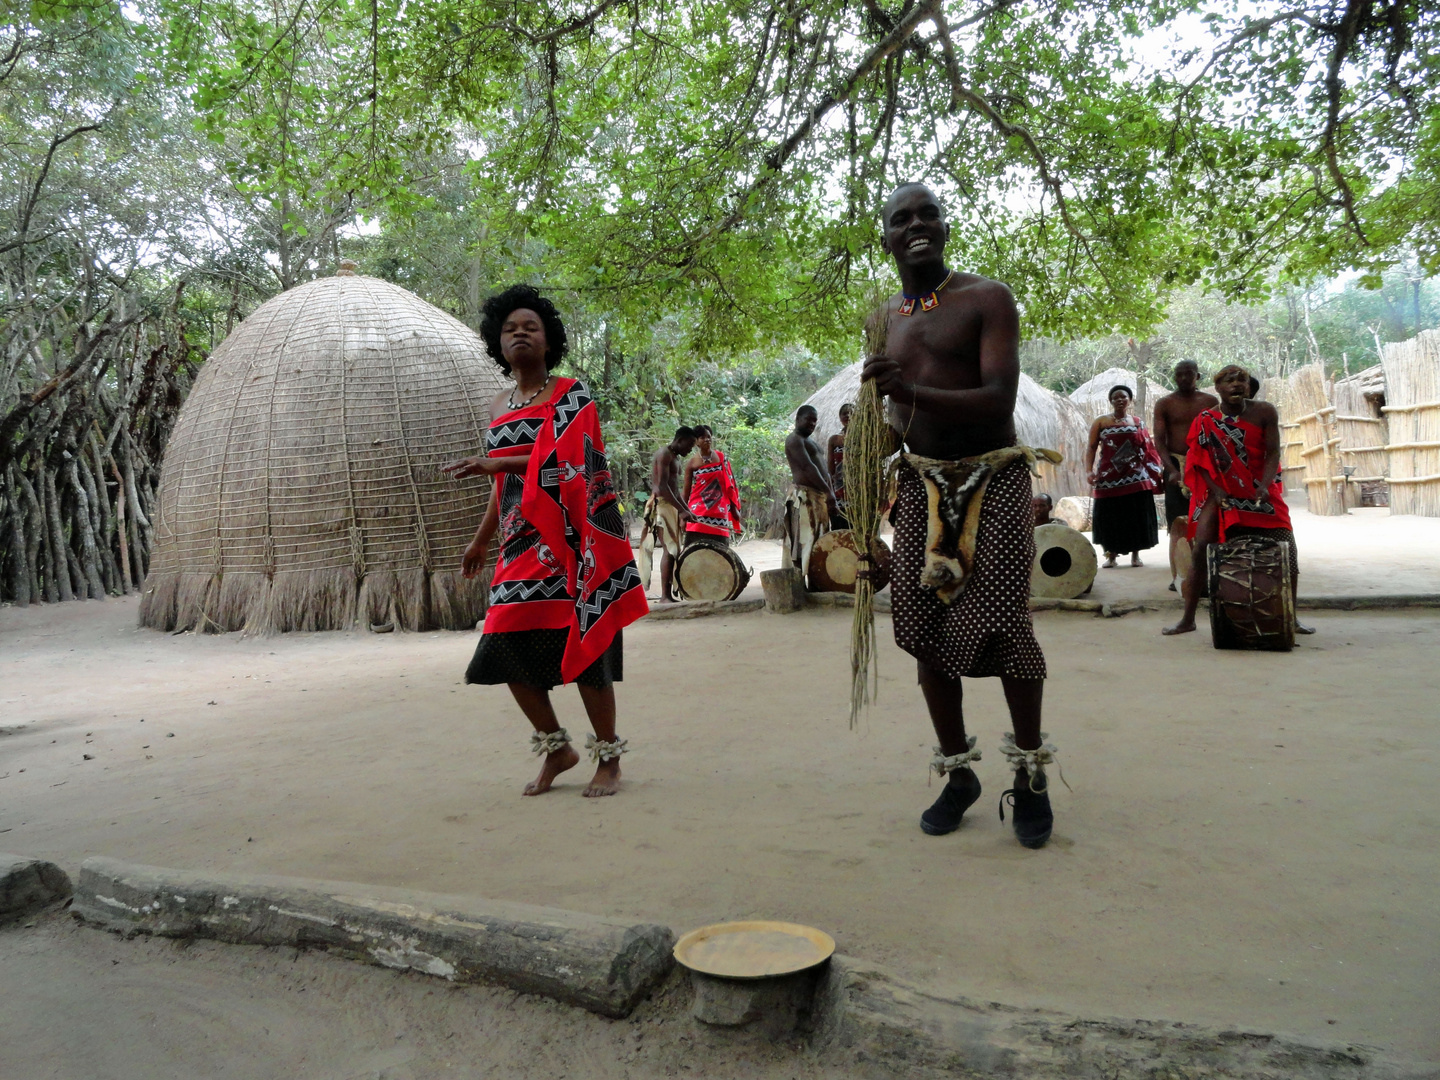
[{"x1": 761, "y1": 567, "x2": 806, "y2": 613}]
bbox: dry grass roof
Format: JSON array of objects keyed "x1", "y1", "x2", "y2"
[{"x1": 140, "y1": 271, "x2": 512, "y2": 634}]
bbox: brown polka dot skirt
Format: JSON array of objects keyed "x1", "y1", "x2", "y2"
[{"x1": 891, "y1": 457, "x2": 1047, "y2": 680}]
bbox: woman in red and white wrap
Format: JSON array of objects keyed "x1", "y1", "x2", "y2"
[
  {"x1": 443, "y1": 286, "x2": 648, "y2": 797},
  {"x1": 1085, "y1": 384, "x2": 1165, "y2": 568},
  {"x1": 681, "y1": 425, "x2": 744, "y2": 545}
]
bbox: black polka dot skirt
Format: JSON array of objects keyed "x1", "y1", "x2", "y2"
[
  {"x1": 891, "y1": 457, "x2": 1047, "y2": 680},
  {"x1": 465, "y1": 628, "x2": 623, "y2": 690}
]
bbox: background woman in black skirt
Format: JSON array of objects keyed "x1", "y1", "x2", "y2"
[{"x1": 1086, "y1": 384, "x2": 1164, "y2": 568}]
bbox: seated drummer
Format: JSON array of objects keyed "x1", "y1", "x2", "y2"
[
  {"x1": 1163, "y1": 364, "x2": 1314, "y2": 637},
  {"x1": 1032, "y1": 492, "x2": 1053, "y2": 527},
  {"x1": 682, "y1": 425, "x2": 743, "y2": 546}
]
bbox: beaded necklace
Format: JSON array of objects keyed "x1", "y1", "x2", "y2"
[
  {"x1": 898, "y1": 268, "x2": 955, "y2": 316},
  {"x1": 506, "y1": 374, "x2": 552, "y2": 412}
]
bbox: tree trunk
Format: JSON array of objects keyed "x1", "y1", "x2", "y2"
[
  {"x1": 42, "y1": 467, "x2": 73, "y2": 602},
  {"x1": 78, "y1": 446, "x2": 117, "y2": 593},
  {"x1": 67, "y1": 455, "x2": 106, "y2": 598},
  {"x1": 16, "y1": 468, "x2": 43, "y2": 602},
  {"x1": 5, "y1": 467, "x2": 30, "y2": 606},
  {"x1": 114, "y1": 477, "x2": 132, "y2": 593}
]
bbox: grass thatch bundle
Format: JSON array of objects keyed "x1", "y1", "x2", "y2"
[
  {"x1": 139, "y1": 268, "x2": 511, "y2": 634},
  {"x1": 847, "y1": 294, "x2": 892, "y2": 727}
]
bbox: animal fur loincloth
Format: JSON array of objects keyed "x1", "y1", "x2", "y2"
[
  {"x1": 890, "y1": 452, "x2": 1053, "y2": 682},
  {"x1": 638, "y1": 494, "x2": 683, "y2": 588},
  {"x1": 783, "y1": 484, "x2": 831, "y2": 571},
  {"x1": 896, "y1": 446, "x2": 1062, "y2": 605}
]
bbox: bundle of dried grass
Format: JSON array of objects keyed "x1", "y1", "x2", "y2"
[{"x1": 848, "y1": 294, "x2": 892, "y2": 727}]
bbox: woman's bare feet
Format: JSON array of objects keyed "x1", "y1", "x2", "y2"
[
  {"x1": 1161, "y1": 618, "x2": 1196, "y2": 636},
  {"x1": 583, "y1": 759, "x2": 621, "y2": 797},
  {"x1": 1131, "y1": 554, "x2": 1143, "y2": 567},
  {"x1": 1102, "y1": 554, "x2": 1118, "y2": 568},
  {"x1": 523, "y1": 745, "x2": 579, "y2": 795}
]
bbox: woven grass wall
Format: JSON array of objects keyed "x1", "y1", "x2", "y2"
[
  {"x1": 1332, "y1": 366, "x2": 1388, "y2": 507},
  {"x1": 1289, "y1": 363, "x2": 1346, "y2": 516},
  {"x1": 1381, "y1": 329, "x2": 1440, "y2": 517},
  {"x1": 139, "y1": 270, "x2": 511, "y2": 633}
]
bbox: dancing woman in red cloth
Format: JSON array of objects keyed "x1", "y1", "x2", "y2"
[
  {"x1": 682, "y1": 425, "x2": 743, "y2": 544},
  {"x1": 443, "y1": 286, "x2": 648, "y2": 797},
  {"x1": 1163, "y1": 364, "x2": 1314, "y2": 637}
]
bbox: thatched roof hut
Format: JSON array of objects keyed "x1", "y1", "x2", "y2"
[
  {"x1": 801, "y1": 362, "x2": 1090, "y2": 498},
  {"x1": 1068, "y1": 367, "x2": 1168, "y2": 422},
  {"x1": 140, "y1": 268, "x2": 511, "y2": 633}
]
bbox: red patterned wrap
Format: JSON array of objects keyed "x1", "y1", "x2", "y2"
[
  {"x1": 1185, "y1": 408, "x2": 1292, "y2": 542},
  {"x1": 1092, "y1": 413, "x2": 1164, "y2": 498},
  {"x1": 685, "y1": 450, "x2": 744, "y2": 539},
  {"x1": 482, "y1": 378, "x2": 648, "y2": 683}
]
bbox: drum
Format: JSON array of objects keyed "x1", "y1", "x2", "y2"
[
  {"x1": 675, "y1": 538, "x2": 752, "y2": 601},
  {"x1": 1207, "y1": 535, "x2": 1294, "y2": 651},
  {"x1": 807, "y1": 530, "x2": 892, "y2": 594},
  {"x1": 1030, "y1": 523, "x2": 1098, "y2": 599},
  {"x1": 1052, "y1": 495, "x2": 1093, "y2": 533}
]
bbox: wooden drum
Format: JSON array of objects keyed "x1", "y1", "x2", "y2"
[
  {"x1": 675, "y1": 539, "x2": 752, "y2": 602},
  {"x1": 1030, "y1": 523, "x2": 1098, "y2": 599},
  {"x1": 807, "y1": 530, "x2": 892, "y2": 594},
  {"x1": 1207, "y1": 535, "x2": 1295, "y2": 651}
]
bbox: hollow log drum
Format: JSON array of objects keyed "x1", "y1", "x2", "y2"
[
  {"x1": 1207, "y1": 535, "x2": 1295, "y2": 651},
  {"x1": 675, "y1": 538, "x2": 752, "y2": 602},
  {"x1": 1029, "y1": 523, "x2": 1099, "y2": 599},
  {"x1": 807, "y1": 530, "x2": 892, "y2": 594}
]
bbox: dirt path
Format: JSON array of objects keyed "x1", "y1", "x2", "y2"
[{"x1": 2, "y1": 596, "x2": 1437, "y2": 1063}]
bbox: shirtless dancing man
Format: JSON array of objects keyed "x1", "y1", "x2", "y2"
[
  {"x1": 1152, "y1": 360, "x2": 1217, "y2": 591},
  {"x1": 641, "y1": 427, "x2": 697, "y2": 602},
  {"x1": 862, "y1": 183, "x2": 1058, "y2": 849}
]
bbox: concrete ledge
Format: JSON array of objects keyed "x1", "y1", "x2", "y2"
[
  {"x1": 0, "y1": 853, "x2": 71, "y2": 924},
  {"x1": 1297, "y1": 593, "x2": 1440, "y2": 610},
  {"x1": 807, "y1": 590, "x2": 892, "y2": 613},
  {"x1": 813, "y1": 956, "x2": 1437, "y2": 1080},
  {"x1": 71, "y1": 857, "x2": 673, "y2": 1018},
  {"x1": 642, "y1": 597, "x2": 764, "y2": 621}
]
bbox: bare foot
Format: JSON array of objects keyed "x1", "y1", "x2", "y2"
[
  {"x1": 1162, "y1": 619, "x2": 1196, "y2": 636},
  {"x1": 656, "y1": 594, "x2": 676, "y2": 604},
  {"x1": 1131, "y1": 555, "x2": 1143, "y2": 567},
  {"x1": 583, "y1": 759, "x2": 621, "y2": 797},
  {"x1": 523, "y1": 745, "x2": 579, "y2": 795},
  {"x1": 1102, "y1": 556, "x2": 1118, "y2": 568},
  {"x1": 1295, "y1": 621, "x2": 1317, "y2": 635}
]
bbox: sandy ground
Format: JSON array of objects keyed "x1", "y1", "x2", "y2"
[
  {"x1": 685, "y1": 506, "x2": 1440, "y2": 610},
  {"x1": 0, "y1": 910, "x2": 823, "y2": 1080},
  {"x1": 2, "y1": 592, "x2": 1438, "y2": 1071}
]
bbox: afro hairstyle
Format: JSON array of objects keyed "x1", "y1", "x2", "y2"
[{"x1": 478, "y1": 284, "x2": 569, "y2": 376}]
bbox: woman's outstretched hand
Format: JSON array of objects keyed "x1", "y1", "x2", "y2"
[
  {"x1": 442, "y1": 456, "x2": 492, "y2": 479},
  {"x1": 461, "y1": 536, "x2": 488, "y2": 579}
]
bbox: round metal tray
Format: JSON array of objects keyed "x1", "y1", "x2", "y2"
[{"x1": 672, "y1": 920, "x2": 836, "y2": 980}]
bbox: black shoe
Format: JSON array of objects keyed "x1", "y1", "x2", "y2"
[
  {"x1": 999, "y1": 769, "x2": 1053, "y2": 849},
  {"x1": 920, "y1": 768, "x2": 982, "y2": 835}
]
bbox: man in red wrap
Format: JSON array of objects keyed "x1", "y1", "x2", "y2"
[
  {"x1": 682, "y1": 425, "x2": 743, "y2": 544},
  {"x1": 1163, "y1": 363, "x2": 1313, "y2": 637}
]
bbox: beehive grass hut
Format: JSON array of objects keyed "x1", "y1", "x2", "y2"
[
  {"x1": 1381, "y1": 328, "x2": 1440, "y2": 516},
  {"x1": 802, "y1": 362, "x2": 1090, "y2": 498},
  {"x1": 1067, "y1": 367, "x2": 1168, "y2": 423},
  {"x1": 139, "y1": 269, "x2": 511, "y2": 634}
]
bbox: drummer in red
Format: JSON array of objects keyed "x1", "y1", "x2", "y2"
[
  {"x1": 1163, "y1": 364, "x2": 1314, "y2": 637},
  {"x1": 682, "y1": 425, "x2": 744, "y2": 545}
]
